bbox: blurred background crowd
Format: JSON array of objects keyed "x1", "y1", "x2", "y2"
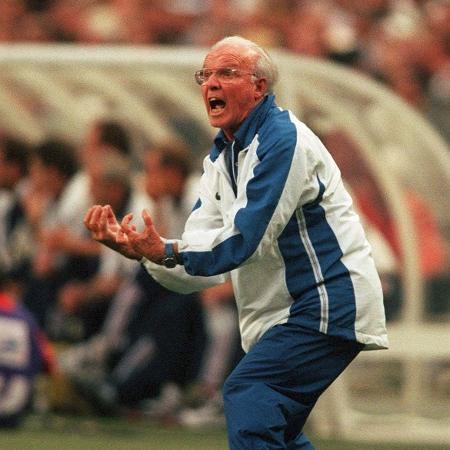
[
  {"x1": 0, "y1": 119, "x2": 243, "y2": 427},
  {"x1": 0, "y1": 0, "x2": 449, "y2": 142},
  {"x1": 0, "y1": 0, "x2": 449, "y2": 433}
]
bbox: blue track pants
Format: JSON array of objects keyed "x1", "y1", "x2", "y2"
[{"x1": 223, "y1": 322, "x2": 362, "y2": 449}]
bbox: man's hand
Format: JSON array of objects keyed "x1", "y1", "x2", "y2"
[
  {"x1": 84, "y1": 205, "x2": 142, "y2": 260},
  {"x1": 118, "y1": 209, "x2": 165, "y2": 264}
]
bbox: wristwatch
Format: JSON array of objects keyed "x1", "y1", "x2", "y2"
[{"x1": 161, "y1": 243, "x2": 178, "y2": 268}]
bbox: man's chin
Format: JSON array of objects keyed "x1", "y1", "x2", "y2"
[{"x1": 208, "y1": 116, "x2": 225, "y2": 129}]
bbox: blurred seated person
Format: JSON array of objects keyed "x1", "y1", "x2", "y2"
[
  {"x1": 51, "y1": 151, "x2": 151, "y2": 341},
  {"x1": 20, "y1": 139, "x2": 80, "y2": 328},
  {"x1": 59, "y1": 142, "x2": 237, "y2": 415},
  {"x1": 0, "y1": 268, "x2": 56, "y2": 428},
  {"x1": 36, "y1": 120, "x2": 135, "y2": 268},
  {"x1": 0, "y1": 136, "x2": 33, "y2": 293},
  {"x1": 56, "y1": 118, "x2": 133, "y2": 237},
  {"x1": 323, "y1": 128, "x2": 449, "y2": 320},
  {"x1": 63, "y1": 267, "x2": 206, "y2": 415},
  {"x1": 178, "y1": 280, "x2": 242, "y2": 427},
  {"x1": 195, "y1": 282, "x2": 240, "y2": 401},
  {"x1": 23, "y1": 121, "x2": 137, "y2": 338}
]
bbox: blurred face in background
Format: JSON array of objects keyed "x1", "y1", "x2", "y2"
[
  {"x1": 144, "y1": 151, "x2": 169, "y2": 201},
  {"x1": 80, "y1": 122, "x2": 104, "y2": 168},
  {"x1": 88, "y1": 155, "x2": 130, "y2": 210},
  {"x1": 28, "y1": 157, "x2": 49, "y2": 192},
  {"x1": 89, "y1": 173, "x2": 126, "y2": 209},
  {"x1": 28, "y1": 156, "x2": 69, "y2": 199},
  {"x1": 0, "y1": 0, "x2": 25, "y2": 24}
]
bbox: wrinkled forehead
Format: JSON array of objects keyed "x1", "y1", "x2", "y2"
[{"x1": 203, "y1": 43, "x2": 257, "y2": 69}]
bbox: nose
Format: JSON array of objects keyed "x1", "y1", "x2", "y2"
[{"x1": 204, "y1": 71, "x2": 220, "y2": 88}]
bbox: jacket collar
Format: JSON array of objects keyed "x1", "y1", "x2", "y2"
[{"x1": 210, "y1": 94, "x2": 275, "y2": 161}]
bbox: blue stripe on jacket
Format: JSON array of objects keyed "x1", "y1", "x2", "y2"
[
  {"x1": 282, "y1": 177, "x2": 357, "y2": 338},
  {"x1": 183, "y1": 104, "x2": 298, "y2": 276}
]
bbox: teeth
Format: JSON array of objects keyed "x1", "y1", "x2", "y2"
[{"x1": 209, "y1": 97, "x2": 225, "y2": 110}]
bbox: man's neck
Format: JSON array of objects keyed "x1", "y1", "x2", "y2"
[{"x1": 223, "y1": 129, "x2": 235, "y2": 142}]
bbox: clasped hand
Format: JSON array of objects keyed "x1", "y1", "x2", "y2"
[{"x1": 83, "y1": 205, "x2": 165, "y2": 263}]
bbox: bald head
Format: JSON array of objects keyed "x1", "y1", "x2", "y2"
[{"x1": 210, "y1": 36, "x2": 279, "y2": 94}]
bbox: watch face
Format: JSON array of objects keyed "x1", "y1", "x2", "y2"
[{"x1": 162, "y1": 257, "x2": 177, "y2": 268}]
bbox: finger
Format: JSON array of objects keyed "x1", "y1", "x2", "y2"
[
  {"x1": 105, "y1": 205, "x2": 117, "y2": 225},
  {"x1": 83, "y1": 206, "x2": 94, "y2": 224},
  {"x1": 141, "y1": 209, "x2": 159, "y2": 238},
  {"x1": 121, "y1": 213, "x2": 133, "y2": 228},
  {"x1": 85, "y1": 205, "x2": 102, "y2": 229},
  {"x1": 84, "y1": 205, "x2": 100, "y2": 226},
  {"x1": 142, "y1": 209, "x2": 154, "y2": 228},
  {"x1": 99, "y1": 206, "x2": 110, "y2": 229},
  {"x1": 116, "y1": 228, "x2": 128, "y2": 243},
  {"x1": 90, "y1": 205, "x2": 104, "y2": 229},
  {"x1": 120, "y1": 213, "x2": 134, "y2": 234}
]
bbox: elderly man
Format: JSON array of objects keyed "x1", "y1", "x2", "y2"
[{"x1": 85, "y1": 36, "x2": 388, "y2": 449}]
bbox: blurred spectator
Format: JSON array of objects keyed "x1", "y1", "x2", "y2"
[
  {"x1": 20, "y1": 119, "x2": 141, "y2": 341},
  {"x1": 57, "y1": 142, "x2": 203, "y2": 414},
  {"x1": 0, "y1": 0, "x2": 28, "y2": 42},
  {"x1": 283, "y1": 1, "x2": 331, "y2": 58},
  {"x1": 31, "y1": 119, "x2": 136, "y2": 312},
  {"x1": 0, "y1": 0, "x2": 448, "y2": 134},
  {"x1": 50, "y1": 150, "x2": 150, "y2": 341},
  {"x1": 44, "y1": 0, "x2": 93, "y2": 43},
  {"x1": 59, "y1": 141, "x2": 239, "y2": 417},
  {"x1": 178, "y1": 280, "x2": 241, "y2": 428},
  {"x1": 20, "y1": 139, "x2": 79, "y2": 328},
  {"x1": 81, "y1": 0, "x2": 194, "y2": 45},
  {"x1": 196, "y1": 282, "x2": 239, "y2": 402},
  {"x1": 0, "y1": 268, "x2": 56, "y2": 428},
  {"x1": 58, "y1": 118, "x2": 134, "y2": 238},
  {"x1": 0, "y1": 136, "x2": 32, "y2": 293}
]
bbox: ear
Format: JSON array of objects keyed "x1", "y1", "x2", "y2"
[{"x1": 254, "y1": 77, "x2": 268, "y2": 101}]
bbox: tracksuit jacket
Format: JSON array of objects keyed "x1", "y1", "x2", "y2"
[{"x1": 142, "y1": 94, "x2": 388, "y2": 353}]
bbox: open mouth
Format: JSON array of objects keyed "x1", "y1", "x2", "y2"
[{"x1": 209, "y1": 97, "x2": 226, "y2": 112}]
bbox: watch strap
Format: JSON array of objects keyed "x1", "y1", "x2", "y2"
[
  {"x1": 162, "y1": 242, "x2": 178, "y2": 268},
  {"x1": 165, "y1": 242, "x2": 175, "y2": 259}
]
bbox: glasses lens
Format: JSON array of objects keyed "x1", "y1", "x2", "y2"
[
  {"x1": 194, "y1": 70, "x2": 204, "y2": 85},
  {"x1": 217, "y1": 68, "x2": 234, "y2": 80},
  {"x1": 194, "y1": 68, "x2": 243, "y2": 85}
]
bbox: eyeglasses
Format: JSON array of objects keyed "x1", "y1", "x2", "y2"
[{"x1": 194, "y1": 68, "x2": 257, "y2": 85}]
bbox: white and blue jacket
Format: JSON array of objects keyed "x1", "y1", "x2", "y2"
[{"x1": 143, "y1": 95, "x2": 388, "y2": 352}]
